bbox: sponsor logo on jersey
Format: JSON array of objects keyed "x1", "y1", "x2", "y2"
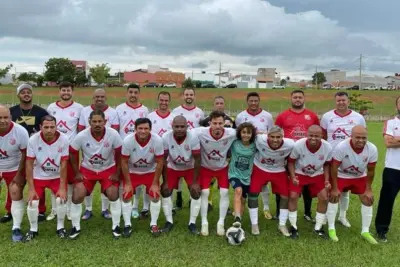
[
  {"x1": 173, "y1": 155, "x2": 190, "y2": 165},
  {"x1": 343, "y1": 165, "x2": 362, "y2": 176},
  {"x1": 9, "y1": 138, "x2": 16, "y2": 145},
  {"x1": 56, "y1": 121, "x2": 72, "y2": 134},
  {"x1": 0, "y1": 149, "x2": 9, "y2": 160},
  {"x1": 302, "y1": 164, "x2": 317, "y2": 175},
  {"x1": 207, "y1": 150, "x2": 223, "y2": 161},
  {"x1": 261, "y1": 158, "x2": 275, "y2": 165},
  {"x1": 158, "y1": 129, "x2": 167, "y2": 137},
  {"x1": 304, "y1": 115, "x2": 311, "y2": 120},
  {"x1": 124, "y1": 120, "x2": 135, "y2": 134},
  {"x1": 41, "y1": 158, "x2": 59, "y2": 172},
  {"x1": 332, "y1": 128, "x2": 350, "y2": 140},
  {"x1": 88, "y1": 154, "x2": 107, "y2": 166},
  {"x1": 187, "y1": 121, "x2": 195, "y2": 129},
  {"x1": 133, "y1": 158, "x2": 150, "y2": 168}
]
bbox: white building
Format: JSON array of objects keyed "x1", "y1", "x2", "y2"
[
  {"x1": 0, "y1": 73, "x2": 13, "y2": 84},
  {"x1": 324, "y1": 69, "x2": 346, "y2": 83},
  {"x1": 347, "y1": 74, "x2": 388, "y2": 87}
]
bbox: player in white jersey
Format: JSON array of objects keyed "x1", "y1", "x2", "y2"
[
  {"x1": 46, "y1": 82, "x2": 83, "y2": 221},
  {"x1": 326, "y1": 125, "x2": 378, "y2": 244},
  {"x1": 23, "y1": 115, "x2": 69, "y2": 242},
  {"x1": 320, "y1": 91, "x2": 367, "y2": 228},
  {"x1": 121, "y1": 118, "x2": 164, "y2": 237},
  {"x1": 287, "y1": 125, "x2": 332, "y2": 239},
  {"x1": 0, "y1": 106, "x2": 29, "y2": 242},
  {"x1": 78, "y1": 88, "x2": 120, "y2": 221},
  {"x1": 235, "y1": 92, "x2": 274, "y2": 219},
  {"x1": 68, "y1": 110, "x2": 123, "y2": 239},
  {"x1": 116, "y1": 83, "x2": 150, "y2": 219},
  {"x1": 248, "y1": 126, "x2": 294, "y2": 236},
  {"x1": 193, "y1": 111, "x2": 236, "y2": 236},
  {"x1": 161, "y1": 116, "x2": 201, "y2": 234},
  {"x1": 148, "y1": 91, "x2": 175, "y2": 137}
]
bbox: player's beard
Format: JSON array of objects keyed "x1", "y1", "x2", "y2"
[
  {"x1": 291, "y1": 102, "x2": 304, "y2": 109},
  {"x1": 61, "y1": 95, "x2": 72, "y2": 101},
  {"x1": 19, "y1": 96, "x2": 32, "y2": 104},
  {"x1": 185, "y1": 98, "x2": 193, "y2": 104}
]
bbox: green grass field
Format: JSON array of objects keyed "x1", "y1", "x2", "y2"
[{"x1": 0, "y1": 122, "x2": 399, "y2": 267}]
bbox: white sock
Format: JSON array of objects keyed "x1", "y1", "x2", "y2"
[
  {"x1": 162, "y1": 197, "x2": 173, "y2": 224},
  {"x1": 110, "y1": 199, "x2": 121, "y2": 230},
  {"x1": 339, "y1": 191, "x2": 350, "y2": 218},
  {"x1": 27, "y1": 200, "x2": 39, "y2": 232},
  {"x1": 56, "y1": 197, "x2": 67, "y2": 230},
  {"x1": 67, "y1": 184, "x2": 73, "y2": 214},
  {"x1": 122, "y1": 201, "x2": 132, "y2": 227},
  {"x1": 143, "y1": 191, "x2": 150, "y2": 211},
  {"x1": 11, "y1": 200, "x2": 24, "y2": 230},
  {"x1": 118, "y1": 183, "x2": 123, "y2": 201},
  {"x1": 70, "y1": 203, "x2": 82, "y2": 231},
  {"x1": 200, "y1": 189, "x2": 210, "y2": 225},
  {"x1": 101, "y1": 193, "x2": 109, "y2": 211},
  {"x1": 314, "y1": 212, "x2": 325, "y2": 231},
  {"x1": 150, "y1": 200, "x2": 161, "y2": 226},
  {"x1": 218, "y1": 188, "x2": 229, "y2": 225},
  {"x1": 51, "y1": 193, "x2": 57, "y2": 213},
  {"x1": 326, "y1": 202, "x2": 338, "y2": 230},
  {"x1": 85, "y1": 195, "x2": 93, "y2": 211},
  {"x1": 361, "y1": 204, "x2": 373, "y2": 234},
  {"x1": 189, "y1": 197, "x2": 201, "y2": 225},
  {"x1": 261, "y1": 185, "x2": 270, "y2": 210},
  {"x1": 249, "y1": 208, "x2": 258, "y2": 225},
  {"x1": 288, "y1": 211, "x2": 297, "y2": 229},
  {"x1": 279, "y1": 209, "x2": 289, "y2": 226},
  {"x1": 132, "y1": 186, "x2": 142, "y2": 210}
]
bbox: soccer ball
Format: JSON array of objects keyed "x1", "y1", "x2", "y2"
[{"x1": 226, "y1": 226, "x2": 245, "y2": 246}]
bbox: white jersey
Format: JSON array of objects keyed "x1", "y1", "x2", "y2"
[
  {"x1": 47, "y1": 101, "x2": 83, "y2": 142},
  {"x1": 116, "y1": 102, "x2": 149, "y2": 139},
  {"x1": 0, "y1": 122, "x2": 29, "y2": 172},
  {"x1": 162, "y1": 130, "x2": 200, "y2": 171},
  {"x1": 193, "y1": 127, "x2": 236, "y2": 171},
  {"x1": 289, "y1": 138, "x2": 332, "y2": 177},
  {"x1": 320, "y1": 110, "x2": 366, "y2": 148},
  {"x1": 148, "y1": 110, "x2": 175, "y2": 137},
  {"x1": 235, "y1": 109, "x2": 273, "y2": 132},
  {"x1": 121, "y1": 132, "x2": 164, "y2": 174},
  {"x1": 332, "y1": 139, "x2": 378, "y2": 179},
  {"x1": 79, "y1": 105, "x2": 119, "y2": 129},
  {"x1": 27, "y1": 131, "x2": 69, "y2": 180},
  {"x1": 383, "y1": 117, "x2": 400, "y2": 170},
  {"x1": 254, "y1": 135, "x2": 295, "y2": 173},
  {"x1": 172, "y1": 105, "x2": 204, "y2": 130},
  {"x1": 70, "y1": 127, "x2": 122, "y2": 172}
]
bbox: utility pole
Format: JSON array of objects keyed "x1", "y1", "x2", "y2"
[
  {"x1": 315, "y1": 65, "x2": 318, "y2": 90},
  {"x1": 219, "y1": 62, "x2": 221, "y2": 87},
  {"x1": 359, "y1": 54, "x2": 362, "y2": 90}
]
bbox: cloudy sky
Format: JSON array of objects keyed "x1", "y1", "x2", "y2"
[{"x1": 0, "y1": 0, "x2": 399, "y2": 80}]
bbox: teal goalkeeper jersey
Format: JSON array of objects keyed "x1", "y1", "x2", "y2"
[{"x1": 228, "y1": 140, "x2": 256, "y2": 185}]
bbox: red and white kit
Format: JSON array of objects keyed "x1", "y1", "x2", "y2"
[
  {"x1": 116, "y1": 102, "x2": 149, "y2": 139},
  {"x1": 78, "y1": 105, "x2": 119, "y2": 130},
  {"x1": 148, "y1": 110, "x2": 175, "y2": 137},
  {"x1": 275, "y1": 109, "x2": 320, "y2": 141},
  {"x1": 172, "y1": 105, "x2": 204, "y2": 130},
  {"x1": 235, "y1": 109, "x2": 273, "y2": 132}
]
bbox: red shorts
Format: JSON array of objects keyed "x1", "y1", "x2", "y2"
[
  {"x1": 167, "y1": 168, "x2": 194, "y2": 191},
  {"x1": 122, "y1": 172, "x2": 159, "y2": 200},
  {"x1": 80, "y1": 166, "x2": 119, "y2": 196},
  {"x1": 337, "y1": 177, "x2": 367, "y2": 195},
  {"x1": 0, "y1": 171, "x2": 18, "y2": 185},
  {"x1": 33, "y1": 178, "x2": 64, "y2": 198},
  {"x1": 289, "y1": 173, "x2": 325, "y2": 197},
  {"x1": 199, "y1": 167, "x2": 229, "y2": 189},
  {"x1": 250, "y1": 166, "x2": 289, "y2": 196}
]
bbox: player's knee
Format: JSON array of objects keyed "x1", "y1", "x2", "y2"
[
  {"x1": 248, "y1": 194, "x2": 259, "y2": 208},
  {"x1": 360, "y1": 196, "x2": 373, "y2": 207},
  {"x1": 105, "y1": 188, "x2": 119, "y2": 202},
  {"x1": 289, "y1": 191, "x2": 299, "y2": 200},
  {"x1": 161, "y1": 187, "x2": 171, "y2": 198},
  {"x1": 234, "y1": 187, "x2": 243, "y2": 197},
  {"x1": 318, "y1": 190, "x2": 328, "y2": 202},
  {"x1": 279, "y1": 196, "x2": 288, "y2": 209},
  {"x1": 9, "y1": 184, "x2": 23, "y2": 201},
  {"x1": 29, "y1": 200, "x2": 39, "y2": 209}
]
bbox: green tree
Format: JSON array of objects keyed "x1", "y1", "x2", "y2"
[
  {"x1": 182, "y1": 77, "x2": 194, "y2": 88},
  {"x1": 195, "y1": 80, "x2": 202, "y2": 88},
  {"x1": 349, "y1": 93, "x2": 373, "y2": 115},
  {"x1": 312, "y1": 72, "x2": 327, "y2": 85},
  {"x1": 89, "y1": 63, "x2": 111, "y2": 84},
  {"x1": 44, "y1": 58, "x2": 76, "y2": 82},
  {"x1": 0, "y1": 64, "x2": 13, "y2": 79},
  {"x1": 75, "y1": 71, "x2": 88, "y2": 86},
  {"x1": 18, "y1": 72, "x2": 37, "y2": 82},
  {"x1": 286, "y1": 76, "x2": 290, "y2": 81},
  {"x1": 280, "y1": 79, "x2": 287, "y2": 86},
  {"x1": 36, "y1": 74, "x2": 44, "y2": 86}
]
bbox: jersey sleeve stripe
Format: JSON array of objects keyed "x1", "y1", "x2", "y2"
[
  {"x1": 114, "y1": 146, "x2": 122, "y2": 152},
  {"x1": 121, "y1": 154, "x2": 130, "y2": 159},
  {"x1": 368, "y1": 162, "x2": 377, "y2": 167},
  {"x1": 287, "y1": 157, "x2": 296, "y2": 163},
  {"x1": 61, "y1": 156, "x2": 69, "y2": 161},
  {"x1": 20, "y1": 148, "x2": 27, "y2": 152},
  {"x1": 192, "y1": 149, "x2": 201, "y2": 155},
  {"x1": 332, "y1": 159, "x2": 342, "y2": 165},
  {"x1": 69, "y1": 146, "x2": 79, "y2": 154},
  {"x1": 155, "y1": 154, "x2": 164, "y2": 159},
  {"x1": 26, "y1": 156, "x2": 36, "y2": 160}
]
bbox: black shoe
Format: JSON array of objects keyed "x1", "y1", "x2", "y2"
[
  {"x1": 69, "y1": 227, "x2": 81, "y2": 240},
  {"x1": 162, "y1": 221, "x2": 174, "y2": 233},
  {"x1": 57, "y1": 228, "x2": 67, "y2": 239},
  {"x1": 188, "y1": 223, "x2": 199, "y2": 235},
  {"x1": 0, "y1": 213, "x2": 12, "y2": 223},
  {"x1": 207, "y1": 203, "x2": 213, "y2": 212},
  {"x1": 23, "y1": 231, "x2": 38, "y2": 242},
  {"x1": 377, "y1": 232, "x2": 388, "y2": 243},
  {"x1": 289, "y1": 226, "x2": 299, "y2": 239},
  {"x1": 112, "y1": 226, "x2": 122, "y2": 239},
  {"x1": 123, "y1": 225, "x2": 132, "y2": 238},
  {"x1": 313, "y1": 228, "x2": 327, "y2": 239},
  {"x1": 233, "y1": 217, "x2": 242, "y2": 228},
  {"x1": 38, "y1": 213, "x2": 46, "y2": 223},
  {"x1": 140, "y1": 209, "x2": 149, "y2": 220},
  {"x1": 12, "y1": 228, "x2": 23, "y2": 242},
  {"x1": 176, "y1": 192, "x2": 183, "y2": 209}
]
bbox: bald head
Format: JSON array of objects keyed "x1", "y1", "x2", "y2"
[
  {"x1": 0, "y1": 105, "x2": 11, "y2": 131},
  {"x1": 172, "y1": 115, "x2": 188, "y2": 138},
  {"x1": 0, "y1": 105, "x2": 10, "y2": 114},
  {"x1": 352, "y1": 125, "x2": 367, "y2": 135},
  {"x1": 308, "y1": 125, "x2": 323, "y2": 135},
  {"x1": 351, "y1": 125, "x2": 368, "y2": 149},
  {"x1": 307, "y1": 124, "x2": 323, "y2": 147},
  {"x1": 173, "y1": 115, "x2": 187, "y2": 125},
  {"x1": 93, "y1": 88, "x2": 107, "y2": 107}
]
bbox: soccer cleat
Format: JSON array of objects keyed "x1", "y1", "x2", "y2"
[
  {"x1": 69, "y1": 227, "x2": 81, "y2": 240},
  {"x1": 289, "y1": 226, "x2": 299, "y2": 239},
  {"x1": 57, "y1": 228, "x2": 67, "y2": 239},
  {"x1": 150, "y1": 225, "x2": 161, "y2": 237},
  {"x1": 12, "y1": 229, "x2": 23, "y2": 242},
  {"x1": 264, "y1": 210, "x2": 273, "y2": 220},
  {"x1": 278, "y1": 225, "x2": 290, "y2": 237},
  {"x1": 328, "y1": 229, "x2": 339, "y2": 242},
  {"x1": 361, "y1": 232, "x2": 378, "y2": 245},
  {"x1": 112, "y1": 226, "x2": 122, "y2": 239},
  {"x1": 303, "y1": 214, "x2": 315, "y2": 223},
  {"x1": 188, "y1": 223, "x2": 199, "y2": 235},
  {"x1": 131, "y1": 208, "x2": 140, "y2": 219},
  {"x1": 251, "y1": 224, "x2": 260, "y2": 236},
  {"x1": 123, "y1": 225, "x2": 132, "y2": 238},
  {"x1": 338, "y1": 217, "x2": 351, "y2": 228},
  {"x1": 23, "y1": 231, "x2": 38, "y2": 242},
  {"x1": 38, "y1": 213, "x2": 46, "y2": 222},
  {"x1": 162, "y1": 221, "x2": 174, "y2": 233},
  {"x1": 377, "y1": 232, "x2": 388, "y2": 243},
  {"x1": 176, "y1": 192, "x2": 183, "y2": 209},
  {"x1": 313, "y1": 228, "x2": 328, "y2": 239},
  {"x1": 140, "y1": 209, "x2": 150, "y2": 220},
  {"x1": 0, "y1": 213, "x2": 12, "y2": 223},
  {"x1": 102, "y1": 209, "x2": 112, "y2": 220},
  {"x1": 82, "y1": 210, "x2": 93, "y2": 221},
  {"x1": 46, "y1": 210, "x2": 57, "y2": 221},
  {"x1": 232, "y1": 217, "x2": 242, "y2": 228},
  {"x1": 201, "y1": 223, "x2": 209, "y2": 236},
  {"x1": 217, "y1": 223, "x2": 225, "y2": 236}
]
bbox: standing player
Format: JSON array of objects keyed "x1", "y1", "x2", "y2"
[
  {"x1": 321, "y1": 91, "x2": 366, "y2": 228},
  {"x1": 46, "y1": 82, "x2": 83, "y2": 221},
  {"x1": 79, "y1": 88, "x2": 119, "y2": 220},
  {"x1": 248, "y1": 126, "x2": 294, "y2": 236},
  {"x1": 375, "y1": 96, "x2": 400, "y2": 242},
  {"x1": 161, "y1": 116, "x2": 201, "y2": 234},
  {"x1": 120, "y1": 118, "x2": 164, "y2": 237},
  {"x1": 23, "y1": 115, "x2": 68, "y2": 241},
  {"x1": 8, "y1": 84, "x2": 48, "y2": 223},
  {"x1": 69, "y1": 110, "x2": 122, "y2": 239},
  {"x1": 235, "y1": 92, "x2": 274, "y2": 219},
  {"x1": 148, "y1": 91, "x2": 175, "y2": 137},
  {"x1": 326, "y1": 126, "x2": 378, "y2": 244},
  {"x1": 275, "y1": 90, "x2": 320, "y2": 222},
  {"x1": 194, "y1": 111, "x2": 236, "y2": 236},
  {"x1": 287, "y1": 125, "x2": 332, "y2": 239},
  {"x1": 0, "y1": 105, "x2": 29, "y2": 242},
  {"x1": 116, "y1": 84, "x2": 149, "y2": 219}
]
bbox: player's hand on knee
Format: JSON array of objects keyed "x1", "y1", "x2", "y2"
[
  {"x1": 160, "y1": 182, "x2": 170, "y2": 197},
  {"x1": 57, "y1": 188, "x2": 67, "y2": 201},
  {"x1": 123, "y1": 183, "x2": 133, "y2": 200},
  {"x1": 329, "y1": 188, "x2": 340, "y2": 203},
  {"x1": 149, "y1": 183, "x2": 160, "y2": 200},
  {"x1": 28, "y1": 189, "x2": 39, "y2": 204},
  {"x1": 75, "y1": 172, "x2": 85, "y2": 182},
  {"x1": 362, "y1": 188, "x2": 374, "y2": 206}
]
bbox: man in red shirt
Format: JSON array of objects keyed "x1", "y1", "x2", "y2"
[{"x1": 275, "y1": 90, "x2": 320, "y2": 222}]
